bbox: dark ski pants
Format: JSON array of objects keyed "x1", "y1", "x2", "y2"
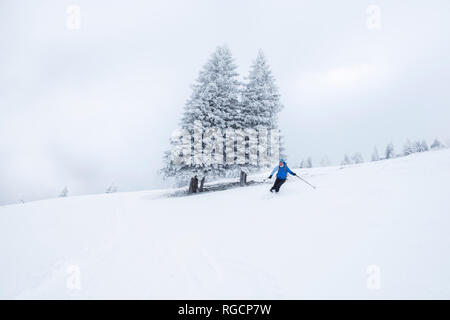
[{"x1": 270, "y1": 178, "x2": 286, "y2": 192}]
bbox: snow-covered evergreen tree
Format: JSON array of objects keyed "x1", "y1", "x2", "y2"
[
  {"x1": 385, "y1": 143, "x2": 395, "y2": 159},
  {"x1": 306, "y1": 157, "x2": 313, "y2": 168},
  {"x1": 352, "y1": 152, "x2": 364, "y2": 164},
  {"x1": 371, "y1": 146, "x2": 380, "y2": 161},
  {"x1": 162, "y1": 46, "x2": 243, "y2": 186},
  {"x1": 403, "y1": 139, "x2": 413, "y2": 156},
  {"x1": 412, "y1": 140, "x2": 420, "y2": 153},
  {"x1": 106, "y1": 182, "x2": 117, "y2": 194},
  {"x1": 431, "y1": 138, "x2": 444, "y2": 150},
  {"x1": 299, "y1": 159, "x2": 305, "y2": 168},
  {"x1": 241, "y1": 50, "x2": 282, "y2": 129},
  {"x1": 241, "y1": 50, "x2": 285, "y2": 159},
  {"x1": 341, "y1": 154, "x2": 352, "y2": 165},
  {"x1": 59, "y1": 186, "x2": 69, "y2": 198},
  {"x1": 412, "y1": 139, "x2": 429, "y2": 153},
  {"x1": 420, "y1": 139, "x2": 429, "y2": 152},
  {"x1": 181, "y1": 45, "x2": 241, "y2": 130}
]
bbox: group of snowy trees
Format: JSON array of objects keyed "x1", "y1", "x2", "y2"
[
  {"x1": 403, "y1": 139, "x2": 429, "y2": 156},
  {"x1": 299, "y1": 157, "x2": 313, "y2": 168},
  {"x1": 339, "y1": 137, "x2": 447, "y2": 167},
  {"x1": 57, "y1": 183, "x2": 118, "y2": 199},
  {"x1": 381, "y1": 137, "x2": 447, "y2": 161},
  {"x1": 161, "y1": 46, "x2": 284, "y2": 191},
  {"x1": 402, "y1": 138, "x2": 447, "y2": 156},
  {"x1": 341, "y1": 153, "x2": 365, "y2": 166},
  {"x1": 295, "y1": 137, "x2": 447, "y2": 169},
  {"x1": 297, "y1": 155, "x2": 332, "y2": 168}
]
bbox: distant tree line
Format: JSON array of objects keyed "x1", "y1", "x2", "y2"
[{"x1": 297, "y1": 137, "x2": 447, "y2": 169}]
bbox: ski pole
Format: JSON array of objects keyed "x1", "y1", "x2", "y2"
[{"x1": 295, "y1": 175, "x2": 316, "y2": 189}]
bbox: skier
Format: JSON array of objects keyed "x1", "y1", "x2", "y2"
[{"x1": 268, "y1": 159, "x2": 297, "y2": 192}]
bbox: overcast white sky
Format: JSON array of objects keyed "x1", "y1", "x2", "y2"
[{"x1": 1, "y1": 0, "x2": 450, "y2": 205}]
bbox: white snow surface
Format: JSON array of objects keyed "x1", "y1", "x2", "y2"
[{"x1": 1, "y1": 149, "x2": 450, "y2": 299}]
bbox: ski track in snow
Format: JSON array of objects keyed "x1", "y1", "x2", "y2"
[{"x1": 1, "y1": 149, "x2": 450, "y2": 299}]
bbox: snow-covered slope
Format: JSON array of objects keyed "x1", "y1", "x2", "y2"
[{"x1": 1, "y1": 149, "x2": 450, "y2": 299}]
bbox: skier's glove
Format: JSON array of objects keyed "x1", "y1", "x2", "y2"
[
  {"x1": 293, "y1": 173, "x2": 297, "y2": 176},
  {"x1": 268, "y1": 175, "x2": 272, "y2": 179}
]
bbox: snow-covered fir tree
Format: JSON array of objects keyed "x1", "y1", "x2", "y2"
[
  {"x1": 385, "y1": 143, "x2": 395, "y2": 159},
  {"x1": 59, "y1": 186, "x2": 69, "y2": 197},
  {"x1": 241, "y1": 50, "x2": 285, "y2": 158},
  {"x1": 306, "y1": 157, "x2": 313, "y2": 168},
  {"x1": 431, "y1": 138, "x2": 444, "y2": 150},
  {"x1": 181, "y1": 46, "x2": 241, "y2": 130},
  {"x1": 412, "y1": 140, "x2": 420, "y2": 153},
  {"x1": 403, "y1": 139, "x2": 413, "y2": 156},
  {"x1": 162, "y1": 46, "x2": 242, "y2": 186},
  {"x1": 352, "y1": 152, "x2": 364, "y2": 164},
  {"x1": 341, "y1": 154, "x2": 352, "y2": 165},
  {"x1": 299, "y1": 159, "x2": 306, "y2": 168},
  {"x1": 420, "y1": 139, "x2": 429, "y2": 152},
  {"x1": 106, "y1": 182, "x2": 117, "y2": 194},
  {"x1": 371, "y1": 146, "x2": 380, "y2": 161},
  {"x1": 412, "y1": 139, "x2": 429, "y2": 153},
  {"x1": 241, "y1": 50, "x2": 282, "y2": 129}
]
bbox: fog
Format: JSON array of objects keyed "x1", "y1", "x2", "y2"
[{"x1": 1, "y1": 0, "x2": 449, "y2": 205}]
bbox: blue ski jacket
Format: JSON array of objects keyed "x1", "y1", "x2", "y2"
[{"x1": 270, "y1": 160, "x2": 295, "y2": 179}]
